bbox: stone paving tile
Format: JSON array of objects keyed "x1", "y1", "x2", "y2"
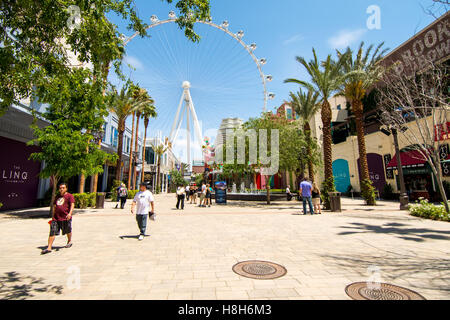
[{"x1": 1, "y1": 195, "x2": 449, "y2": 300}]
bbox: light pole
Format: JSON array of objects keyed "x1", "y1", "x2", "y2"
[
  {"x1": 391, "y1": 128, "x2": 409, "y2": 210},
  {"x1": 380, "y1": 115, "x2": 409, "y2": 210}
]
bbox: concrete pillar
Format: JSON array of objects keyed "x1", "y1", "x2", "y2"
[{"x1": 102, "y1": 165, "x2": 108, "y2": 192}]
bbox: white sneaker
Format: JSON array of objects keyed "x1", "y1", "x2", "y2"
[{"x1": 138, "y1": 235, "x2": 144, "y2": 241}]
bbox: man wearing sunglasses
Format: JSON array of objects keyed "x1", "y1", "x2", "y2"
[{"x1": 42, "y1": 183, "x2": 75, "y2": 254}]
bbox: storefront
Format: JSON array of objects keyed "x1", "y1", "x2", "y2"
[
  {"x1": 387, "y1": 148, "x2": 449, "y2": 202},
  {"x1": 0, "y1": 136, "x2": 42, "y2": 211}
]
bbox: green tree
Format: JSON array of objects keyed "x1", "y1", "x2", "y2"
[
  {"x1": 336, "y1": 42, "x2": 388, "y2": 205},
  {"x1": 140, "y1": 102, "x2": 158, "y2": 184},
  {"x1": 289, "y1": 89, "x2": 321, "y2": 182},
  {"x1": 170, "y1": 169, "x2": 188, "y2": 191},
  {"x1": 151, "y1": 141, "x2": 171, "y2": 194},
  {"x1": 107, "y1": 81, "x2": 151, "y2": 182},
  {"x1": 129, "y1": 88, "x2": 155, "y2": 190},
  {"x1": 0, "y1": 0, "x2": 211, "y2": 115},
  {"x1": 242, "y1": 113, "x2": 308, "y2": 204},
  {"x1": 28, "y1": 68, "x2": 116, "y2": 215},
  {"x1": 285, "y1": 49, "x2": 348, "y2": 208}
]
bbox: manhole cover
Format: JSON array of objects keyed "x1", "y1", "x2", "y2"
[
  {"x1": 232, "y1": 261, "x2": 287, "y2": 280},
  {"x1": 345, "y1": 282, "x2": 426, "y2": 300}
]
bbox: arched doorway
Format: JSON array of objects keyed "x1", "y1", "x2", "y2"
[{"x1": 333, "y1": 159, "x2": 351, "y2": 193}]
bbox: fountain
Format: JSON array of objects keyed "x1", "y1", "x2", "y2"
[{"x1": 240, "y1": 181, "x2": 246, "y2": 193}]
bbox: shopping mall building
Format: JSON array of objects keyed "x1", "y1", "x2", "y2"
[
  {"x1": 278, "y1": 12, "x2": 449, "y2": 200},
  {"x1": 0, "y1": 99, "x2": 145, "y2": 211}
]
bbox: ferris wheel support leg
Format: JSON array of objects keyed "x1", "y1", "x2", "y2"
[
  {"x1": 172, "y1": 110, "x2": 184, "y2": 144},
  {"x1": 186, "y1": 103, "x2": 191, "y2": 170},
  {"x1": 169, "y1": 92, "x2": 186, "y2": 143},
  {"x1": 186, "y1": 91, "x2": 204, "y2": 152}
]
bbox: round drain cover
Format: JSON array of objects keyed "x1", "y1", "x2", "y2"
[
  {"x1": 345, "y1": 282, "x2": 426, "y2": 300},
  {"x1": 232, "y1": 261, "x2": 287, "y2": 280}
]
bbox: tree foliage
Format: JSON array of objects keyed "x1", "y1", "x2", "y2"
[{"x1": 0, "y1": 0, "x2": 211, "y2": 115}]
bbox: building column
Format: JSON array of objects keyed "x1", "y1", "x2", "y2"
[{"x1": 102, "y1": 165, "x2": 108, "y2": 192}]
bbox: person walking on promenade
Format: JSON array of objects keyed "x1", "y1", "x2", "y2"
[
  {"x1": 190, "y1": 184, "x2": 197, "y2": 204},
  {"x1": 299, "y1": 177, "x2": 315, "y2": 215},
  {"x1": 42, "y1": 183, "x2": 75, "y2": 255},
  {"x1": 199, "y1": 183, "x2": 207, "y2": 207},
  {"x1": 118, "y1": 183, "x2": 128, "y2": 209},
  {"x1": 115, "y1": 183, "x2": 122, "y2": 209},
  {"x1": 176, "y1": 184, "x2": 186, "y2": 210},
  {"x1": 131, "y1": 183, "x2": 155, "y2": 241},
  {"x1": 312, "y1": 182, "x2": 322, "y2": 214},
  {"x1": 205, "y1": 184, "x2": 213, "y2": 207},
  {"x1": 185, "y1": 184, "x2": 190, "y2": 202}
]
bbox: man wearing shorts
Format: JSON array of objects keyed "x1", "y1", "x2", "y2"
[
  {"x1": 42, "y1": 183, "x2": 75, "y2": 255},
  {"x1": 131, "y1": 183, "x2": 155, "y2": 241},
  {"x1": 199, "y1": 183, "x2": 207, "y2": 207},
  {"x1": 300, "y1": 177, "x2": 315, "y2": 215}
]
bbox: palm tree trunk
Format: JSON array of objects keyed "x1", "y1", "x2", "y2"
[
  {"x1": 321, "y1": 100, "x2": 333, "y2": 182},
  {"x1": 304, "y1": 122, "x2": 314, "y2": 182},
  {"x1": 156, "y1": 156, "x2": 161, "y2": 193},
  {"x1": 127, "y1": 112, "x2": 136, "y2": 190},
  {"x1": 115, "y1": 119, "x2": 126, "y2": 182},
  {"x1": 132, "y1": 113, "x2": 141, "y2": 190},
  {"x1": 142, "y1": 123, "x2": 148, "y2": 183},
  {"x1": 353, "y1": 100, "x2": 370, "y2": 182},
  {"x1": 353, "y1": 99, "x2": 376, "y2": 205}
]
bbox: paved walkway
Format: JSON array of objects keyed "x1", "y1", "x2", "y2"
[{"x1": 0, "y1": 195, "x2": 449, "y2": 300}]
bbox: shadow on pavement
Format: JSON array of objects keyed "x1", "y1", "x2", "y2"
[
  {"x1": 119, "y1": 235, "x2": 150, "y2": 240},
  {"x1": 338, "y1": 222, "x2": 450, "y2": 242},
  {"x1": 320, "y1": 252, "x2": 450, "y2": 294},
  {"x1": 0, "y1": 271, "x2": 63, "y2": 300},
  {"x1": 36, "y1": 246, "x2": 65, "y2": 252},
  {"x1": 0, "y1": 208, "x2": 51, "y2": 220}
]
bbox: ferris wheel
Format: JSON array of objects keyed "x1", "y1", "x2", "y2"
[{"x1": 119, "y1": 12, "x2": 275, "y2": 165}]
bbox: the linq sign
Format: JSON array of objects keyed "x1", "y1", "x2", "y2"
[{"x1": 383, "y1": 12, "x2": 449, "y2": 76}]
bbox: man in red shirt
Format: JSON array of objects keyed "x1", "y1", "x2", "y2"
[{"x1": 42, "y1": 183, "x2": 75, "y2": 255}]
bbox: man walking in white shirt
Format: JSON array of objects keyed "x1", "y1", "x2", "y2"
[
  {"x1": 176, "y1": 184, "x2": 186, "y2": 210},
  {"x1": 131, "y1": 183, "x2": 155, "y2": 241}
]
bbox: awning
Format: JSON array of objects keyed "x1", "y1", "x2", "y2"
[{"x1": 387, "y1": 150, "x2": 428, "y2": 169}]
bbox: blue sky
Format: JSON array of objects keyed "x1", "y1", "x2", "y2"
[{"x1": 109, "y1": 0, "x2": 445, "y2": 162}]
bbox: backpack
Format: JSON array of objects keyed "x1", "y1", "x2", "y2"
[{"x1": 119, "y1": 187, "x2": 127, "y2": 197}]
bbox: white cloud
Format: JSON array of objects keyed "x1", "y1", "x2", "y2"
[
  {"x1": 123, "y1": 55, "x2": 144, "y2": 70},
  {"x1": 283, "y1": 34, "x2": 304, "y2": 46},
  {"x1": 328, "y1": 29, "x2": 367, "y2": 49}
]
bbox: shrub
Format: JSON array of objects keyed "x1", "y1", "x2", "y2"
[
  {"x1": 361, "y1": 179, "x2": 376, "y2": 205},
  {"x1": 381, "y1": 183, "x2": 397, "y2": 200},
  {"x1": 321, "y1": 177, "x2": 336, "y2": 210},
  {"x1": 127, "y1": 190, "x2": 139, "y2": 200},
  {"x1": 408, "y1": 199, "x2": 449, "y2": 222},
  {"x1": 73, "y1": 193, "x2": 97, "y2": 209},
  {"x1": 110, "y1": 180, "x2": 123, "y2": 201}
]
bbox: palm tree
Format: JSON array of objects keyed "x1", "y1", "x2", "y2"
[
  {"x1": 151, "y1": 140, "x2": 171, "y2": 194},
  {"x1": 285, "y1": 49, "x2": 348, "y2": 207},
  {"x1": 107, "y1": 82, "x2": 147, "y2": 182},
  {"x1": 125, "y1": 88, "x2": 154, "y2": 190},
  {"x1": 132, "y1": 90, "x2": 155, "y2": 189},
  {"x1": 141, "y1": 103, "x2": 157, "y2": 183},
  {"x1": 289, "y1": 89, "x2": 320, "y2": 182},
  {"x1": 336, "y1": 42, "x2": 388, "y2": 205}
]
